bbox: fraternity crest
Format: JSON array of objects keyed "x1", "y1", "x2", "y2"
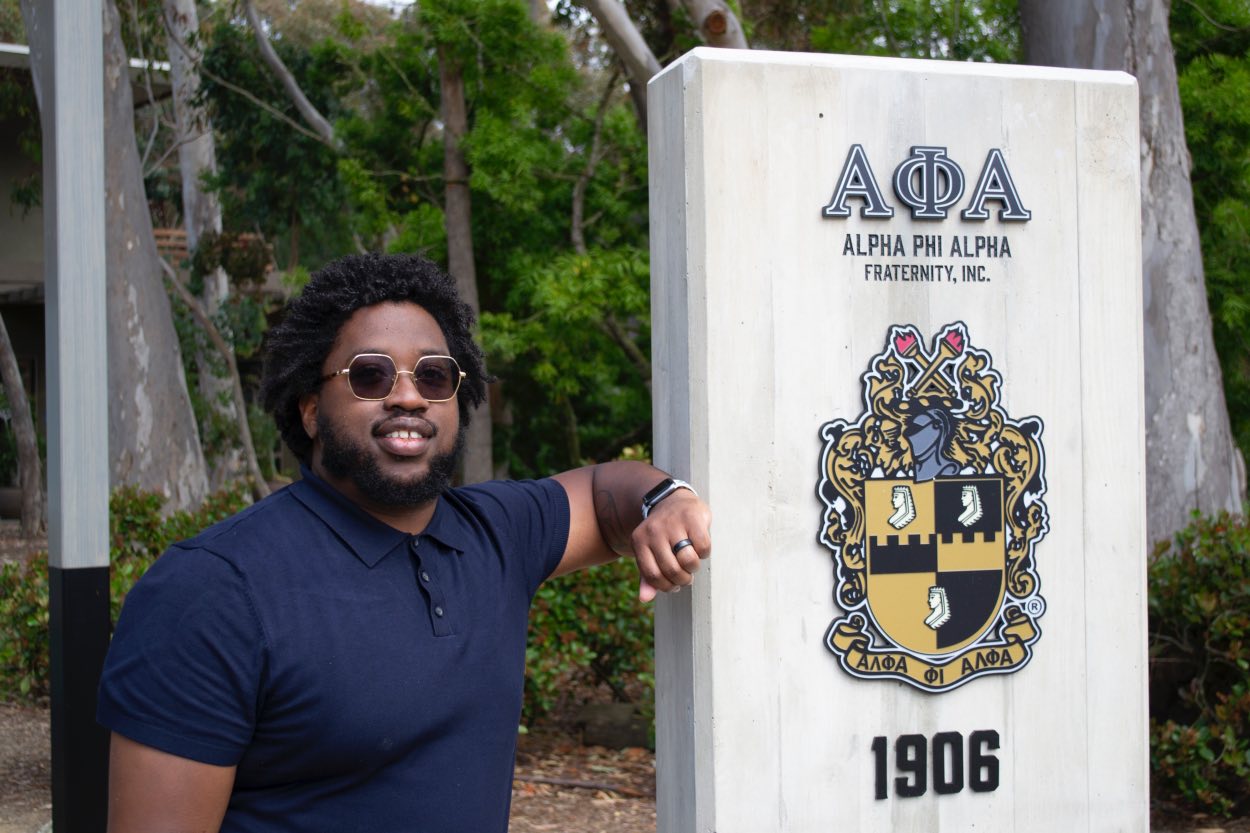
[{"x1": 816, "y1": 322, "x2": 1049, "y2": 692}]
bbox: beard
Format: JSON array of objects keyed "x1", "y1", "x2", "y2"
[{"x1": 317, "y1": 411, "x2": 464, "y2": 508}]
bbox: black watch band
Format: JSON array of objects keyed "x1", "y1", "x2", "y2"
[{"x1": 641, "y1": 478, "x2": 697, "y2": 519}]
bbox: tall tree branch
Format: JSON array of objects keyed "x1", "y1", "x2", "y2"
[
  {"x1": 241, "y1": 0, "x2": 339, "y2": 148},
  {"x1": 0, "y1": 313, "x2": 43, "y2": 535},
  {"x1": 599, "y1": 313, "x2": 651, "y2": 390},
  {"x1": 127, "y1": 0, "x2": 167, "y2": 169},
  {"x1": 572, "y1": 71, "x2": 619, "y2": 255},
  {"x1": 583, "y1": 0, "x2": 661, "y2": 128},
  {"x1": 160, "y1": 260, "x2": 272, "y2": 501},
  {"x1": 162, "y1": 12, "x2": 336, "y2": 149}
]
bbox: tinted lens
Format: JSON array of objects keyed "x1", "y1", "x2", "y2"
[
  {"x1": 346, "y1": 355, "x2": 398, "y2": 399},
  {"x1": 413, "y1": 357, "x2": 459, "y2": 401}
]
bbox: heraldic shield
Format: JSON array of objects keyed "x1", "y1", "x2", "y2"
[
  {"x1": 817, "y1": 322, "x2": 1049, "y2": 693},
  {"x1": 864, "y1": 476, "x2": 1006, "y2": 657}
]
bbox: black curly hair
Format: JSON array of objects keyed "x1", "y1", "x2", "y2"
[{"x1": 259, "y1": 252, "x2": 489, "y2": 464}]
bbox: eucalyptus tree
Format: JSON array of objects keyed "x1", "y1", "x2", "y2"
[
  {"x1": 1170, "y1": 0, "x2": 1250, "y2": 461},
  {"x1": 1019, "y1": 0, "x2": 1246, "y2": 545},
  {"x1": 20, "y1": 0, "x2": 210, "y2": 508},
  {"x1": 163, "y1": 0, "x2": 272, "y2": 497}
]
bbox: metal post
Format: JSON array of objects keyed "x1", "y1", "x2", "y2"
[{"x1": 37, "y1": 1, "x2": 111, "y2": 830}]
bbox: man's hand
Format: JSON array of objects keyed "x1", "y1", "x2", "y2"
[
  {"x1": 629, "y1": 488, "x2": 711, "y2": 601},
  {"x1": 552, "y1": 462, "x2": 713, "y2": 600}
]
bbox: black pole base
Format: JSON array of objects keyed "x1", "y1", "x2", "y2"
[{"x1": 49, "y1": 565, "x2": 111, "y2": 833}]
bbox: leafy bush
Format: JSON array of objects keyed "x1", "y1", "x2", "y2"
[
  {"x1": 1149, "y1": 511, "x2": 1250, "y2": 815},
  {"x1": 525, "y1": 557, "x2": 654, "y2": 726},
  {"x1": 0, "y1": 548, "x2": 46, "y2": 699},
  {"x1": 0, "y1": 485, "x2": 250, "y2": 704}
]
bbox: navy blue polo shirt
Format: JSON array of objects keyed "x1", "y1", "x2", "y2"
[{"x1": 98, "y1": 469, "x2": 569, "y2": 832}]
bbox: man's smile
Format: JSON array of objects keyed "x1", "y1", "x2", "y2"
[{"x1": 374, "y1": 417, "x2": 435, "y2": 457}]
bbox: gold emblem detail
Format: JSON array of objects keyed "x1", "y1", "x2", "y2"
[{"x1": 816, "y1": 323, "x2": 1049, "y2": 692}]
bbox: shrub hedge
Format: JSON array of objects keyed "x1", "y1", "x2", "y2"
[
  {"x1": 0, "y1": 485, "x2": 250, "y2": 703},
  {"x1": 525, "y1": 557, "x2": 654, "y2": 724},
  {"x1": 1149, "y1": 511, "x2": 1250, "y2": 816}
]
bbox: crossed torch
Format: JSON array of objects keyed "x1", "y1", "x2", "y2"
[{"x1": 891, "y1": 324, "x2": 967, "y2": 398}]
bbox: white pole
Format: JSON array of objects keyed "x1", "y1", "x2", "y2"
[{"x1": 36, "y1": 0, "x2": 110, "y2": 828}]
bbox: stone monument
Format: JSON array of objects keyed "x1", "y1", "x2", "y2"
[{"x1": 648, "y1": 48, "x2": 1146, "y2": 832}]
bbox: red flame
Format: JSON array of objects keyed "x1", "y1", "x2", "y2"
[
  {"x1": 894, "y1": 332, "x2": 917, "y2": 354},
  {"x1": 943, "y1": 329, "x2": 964, "y2": 353}
]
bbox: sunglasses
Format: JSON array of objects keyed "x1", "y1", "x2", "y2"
[{"x1": 324, "y1": 354, "x2": 466, "y2": 402}]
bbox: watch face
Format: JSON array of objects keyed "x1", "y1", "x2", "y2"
[{"x1": 644, "y1": 479, "x2": 676, "y2": 506}]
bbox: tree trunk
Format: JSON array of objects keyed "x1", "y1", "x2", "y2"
[
  {"x1": 164, "y1": 0, "x2": 220, "y2": 256},
  {"x1": 165, "y1": 0, "x2": 246, "y2": 490},
  {"x1": 102, "y1": 0, "x2": 210, "y2": 507},
  {"x1": 161, "y1": 261, "x2": 270, "y2": 499},
  {"x1": 1020, "y1": 0, "x2": 1246, "y2": 544},
  {"x1": 438, "y1": 49, "x2": 492, "y2": 484},
  {"x1": 0, "y1": 312, "x2": 44, "y2": 536},
  {"x1": 242, "y1": 0, "x2": 338, "y2": 148},
  {"x1": 21, "y1": 0, "x2": 210, "y2": 508}
]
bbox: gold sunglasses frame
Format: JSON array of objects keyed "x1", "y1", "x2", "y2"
[{"x1": 324, "y1": 353, "x2": 466, "y2": 402}]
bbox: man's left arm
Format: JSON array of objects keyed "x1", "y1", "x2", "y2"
[{"x1": 551, "y1": 461, "x2": 712, "y2": 601}]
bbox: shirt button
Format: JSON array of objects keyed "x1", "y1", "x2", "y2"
[
  {"x1": 410, "y1": 539, "x2": 420, "y2": 552},
  {"x1": 421, "y1": 571, "x2": 431, "y2": 583},
  {"x1": 434, "y1": 606, "x2": 445, "y2": 618}
]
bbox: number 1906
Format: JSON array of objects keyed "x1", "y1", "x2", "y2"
[{"x1": 871, "y1": 730, "x2": 1000, "y2": 799}]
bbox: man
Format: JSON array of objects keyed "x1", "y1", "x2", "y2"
[{"x1": 97, "y1": 253, "x2": 711, "y2": 832}]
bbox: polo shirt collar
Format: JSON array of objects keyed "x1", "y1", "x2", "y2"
[
  {"x1": 421, "y1": 493, "x2": 473, "y2": 555},
  {"x1": 291, "y1": 467, "x2": 406, "y2": 568},
  {"x1": 291, "y1": 466, "x2": 474, "y2": 565}
]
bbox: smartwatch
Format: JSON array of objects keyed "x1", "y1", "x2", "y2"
[{"x1": 641, "y1": 478, "x2": 697, "y2": 519}]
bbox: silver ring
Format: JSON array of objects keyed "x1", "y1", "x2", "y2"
[{"x1": 672, "y1": 538, "x2": 694, "y2": 555}]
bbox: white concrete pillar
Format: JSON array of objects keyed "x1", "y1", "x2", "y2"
[{"x1": 649, "y1": 49, "x2": 1145, "y2": 833}]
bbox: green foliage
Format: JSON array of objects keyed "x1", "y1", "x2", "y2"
[
  {"x1": 0, "y1": 552, "x2": 44, "y2": 701},
  {"x1": 0, "y1": 0, "x2": 22, "y2": 43},
  {"x1": 1172, "y1": 3, "x2": 1250, "y2": 460},
  {"x1": 200, "y1": 23, "x2": 354, "y2": 270},
  {"x1": 0, "y1": 66, "x2": 41, "y2": 213},
  {"x1": 1172, "y1": 0, "x2": 1250, "y2": 64},
  {"x1": 482, "y1": 247, "x2": 652, "y2": 476},
  {"x1": 807, "y1": 0, "x2": 1020, "y2": 63},
  {"x1": 386, "y1": 203, "x2": 449, "y2": 264},
  {"x1": 0, "y1": 485, "x2": 250, "y2": 705},
  {"x1": 525, "y1": 555, "x2": 654, "y2": 724},
  {"x1": 1149, "y1": 512, "x2": 1250, "y2": 815}
]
